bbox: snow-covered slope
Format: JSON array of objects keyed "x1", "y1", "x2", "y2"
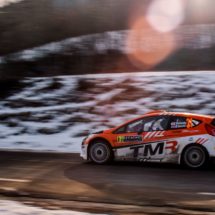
[
  {"x1": 1, "y1": 24, "x2": 215, "y2": 64},
  {"x1": 0, "y1": 0, "x2": 26, "y2": 8},
  {"x1": 0, "y1": 200, "x2": 105, "y2": 215},
  {"x1": 0, "y1": 72, "x2": 215, "y2": 152}
]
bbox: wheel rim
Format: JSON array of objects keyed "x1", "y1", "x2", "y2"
[
  {"x1": 90, "y1": 143, "x2": 108, "y2": 163},
  {"x1": 184, "y1": 146, "x2": 205, "y2": 168}
]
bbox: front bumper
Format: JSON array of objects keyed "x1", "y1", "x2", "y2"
[{"x1": 80, "y1": 144, "x2": 88, "y2": 160}]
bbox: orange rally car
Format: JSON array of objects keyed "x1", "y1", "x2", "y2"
[{"x1": 80, "y1": 110, "x2": 215, "y2": 169}]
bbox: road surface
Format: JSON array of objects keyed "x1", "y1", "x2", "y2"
[{"x1": 0, "y1": 150, "x2": 215, "y2": 214}]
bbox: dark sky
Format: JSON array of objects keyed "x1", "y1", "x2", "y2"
[{"x1": 0, "y1": 0, "x2": 215, "y2": 56}]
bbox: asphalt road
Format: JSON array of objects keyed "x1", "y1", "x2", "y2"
[{"x1": 1, "y1": 151, "x2": 215, "y2": 213}]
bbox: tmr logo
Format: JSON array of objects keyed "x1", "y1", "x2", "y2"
[
  {"x1": 130, "y1": 142, "x2": 164, "y2": 158},
  {"x1": 118, "y1": 135, "x2": 143, "y2": 143}
]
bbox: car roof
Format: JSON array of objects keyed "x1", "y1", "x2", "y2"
[{"x1": 145, "y1": 111, "x2": 214, "y2": 120}]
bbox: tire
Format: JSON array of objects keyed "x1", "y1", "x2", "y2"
[
  {"x1": 89, "y1": 140, "x2": 111, "y2": 164},
  {"x1": 182, "y1": 145, "x2": 207, "y2": 169}
]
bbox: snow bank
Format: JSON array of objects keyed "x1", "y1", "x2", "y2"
[
  {"x1": 1, "y1": 24, "x2": 215, "y2": 64},
  {"x1": 0, "y1": 72, "x2": 215, "y2": 152},
  {"x1": 0, "y1": 200, "x2": 105, "y2": 215},
  {"x1": 0, "y1": 0, "x2": 26, "y2": 8}
]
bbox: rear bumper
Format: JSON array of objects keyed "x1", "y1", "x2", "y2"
[{"x1": 80, "y1": 144, "x2": 88, "y2": 160}]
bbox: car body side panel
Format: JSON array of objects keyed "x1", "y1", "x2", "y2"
[
  {"x1": 81, "y1": 112, "x2": 215, "y2": 163},
  {"x1": 80, "y1": 144, "x2": 88, "y2": 160},
  {"x1": 113, "y1": 134, "x2": 214, "y2": 163},
  {"x1": 114, "y1": 140, "x2": 166, "y2": 161}
]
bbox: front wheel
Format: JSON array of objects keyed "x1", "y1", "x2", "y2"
[
  {"x1": 89, "y1": 141, "x2": 111, "y2": 164},
  {"x1": 182, "y1": 145, "x2": 207, "y2": 169}
]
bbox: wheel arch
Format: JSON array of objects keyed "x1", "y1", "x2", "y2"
[
  {"x1": 87, "y1": 137, "x2": 113, "y2": 159},
  {"x1": 180, "y1": 143, "x2": 210, "y2": 164}
]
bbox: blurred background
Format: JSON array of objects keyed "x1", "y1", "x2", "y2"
[
  {"x1": 1, "y1": 0, "x2": 215, "y2": 77},
  {"x1": 1, "y1": 1, "x2": 215, "y2": 214},
  {"x1": 1, "y1": 0, "x2": 215, "y2": 152}
]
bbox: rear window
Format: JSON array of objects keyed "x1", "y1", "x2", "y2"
[
  {"x1": 211, "y1": 118, "x2": 215, "y2": 127},
  {"x1": 170, "y1": 116, "x2": 201, "y2": 129}
]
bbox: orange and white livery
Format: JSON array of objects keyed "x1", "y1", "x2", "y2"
[{"x1": 81, "y1": 111, "x2": 215, "y2": 169}]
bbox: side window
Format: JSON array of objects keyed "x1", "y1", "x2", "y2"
[
  {"x1": 170, "y1": 116, "x2": 201, "y2": 129},
  {"x1": 192, "y1": 119, "x2": 201, "y2": 127},
  {"x1": 113, "y1": 125, "x2": 126, "y2": 134},
  {"x1": 125, "y1": 116, "x2": 170, "y2": 133},
  {"x1": 126, "y1": 119, "x2": 143, "y2": 133},
  {"x1": 143, "y1": 116, "x2": 170, "y2": 132}
]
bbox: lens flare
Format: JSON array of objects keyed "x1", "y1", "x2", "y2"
[
  {"x1": 126, "y1": 17, "x2": 175, "y2": 70},
  {"x1": 146, "y1": 0, "x2": 185, "y2": 33}
]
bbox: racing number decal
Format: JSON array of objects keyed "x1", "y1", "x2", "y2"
[
  {"x1": 118, "y1": 136, "x2": 124, "y2": 143},
  {"x1": 186, "y1": 118, "x2": 193, "y2": 128}
]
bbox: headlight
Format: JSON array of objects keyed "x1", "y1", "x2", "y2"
[{"x1": 85, "y1": 134, "x2": 96, "y2": 140}]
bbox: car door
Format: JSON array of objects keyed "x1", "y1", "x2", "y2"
[
  {"x1": 167, "y1": 115, "x2": 203, "y2": 153},
  {"x1": 112, "y1": 118, "x2": 144, "y2": 159},
  {"x1": 140, "y1": 115, "x2": 170, "y2": 160},
  {"x1": 112, "y1": 115, "x2": 170, "y2": 160}
]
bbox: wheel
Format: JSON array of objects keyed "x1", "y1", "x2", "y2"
[
  {"x1": 89, "y1": 140, "x2": 111, "y2": 164},
  {"x1": 182, "y1": 145, "x2": 207, "y2": 169}
]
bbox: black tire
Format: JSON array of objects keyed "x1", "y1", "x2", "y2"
[
  {"x1": 89, "y1": 140, "x2": 111, "y2": 164},
  {"x1": 182, "y1": 145, "x2": 208, "y2": 169}
]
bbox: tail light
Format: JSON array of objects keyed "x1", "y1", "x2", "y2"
[{"x1": 205, "y1": 124, "x2": 215, "y2": 136}]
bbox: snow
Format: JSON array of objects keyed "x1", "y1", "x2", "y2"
[
  {"x1": 0, "y1": 200, "x2": 106, "y2": 215},
  {"x1": 0, "y1": 72, "x2": 215, "y2": 153},
  {"x1": 0, "y1": 0, "x2": 26, "y2": 8},
  {"x1": 1, "y1": 24, "x2": 215, "y2": 63}
]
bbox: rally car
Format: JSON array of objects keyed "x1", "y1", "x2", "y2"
[{"x1": 81, "y1": 110, "x2": 215, "y2": 169}]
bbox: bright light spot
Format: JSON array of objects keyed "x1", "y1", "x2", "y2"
[
  {"x1": 126, "y1": 17, "x2": 176, "y2": 70},
  {"x1": 0, "y1": 0, "x2": 26, "y2": 8},
  {"x1": 195, "y1": 0, "x2": 206, "y2": 6},
  {"x1": 146, "y1": 0, "x2": 185, "y2": 33}
]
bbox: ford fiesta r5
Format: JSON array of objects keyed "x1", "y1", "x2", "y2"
[{"x1": 80, "y1": 110, "x2": 215, "y2": 169}]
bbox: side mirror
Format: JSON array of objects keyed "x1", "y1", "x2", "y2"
[{"x1": 137, "y1": 129, "x2": 142, "y2": 135}]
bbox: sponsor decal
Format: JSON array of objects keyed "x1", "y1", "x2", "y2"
[
  {"x1": 143, "y1": 142, "x2": 164, "y2": 156},
  {"x1": 118, "y1": 135, "x2": 142, "y2": 143},
  {"x1": 189, "y1": 137, "x2": 193, "y2": 141},
  {"x1": 171, "y1": 120, "x2": 191, "y2": 129},
  {"x1": 195, "y1": 138, "x2": 209, "y2": 145},
  {"x1": 176, "y1": 122, "x2": 186, "y2": 125},
  {"x1": 165, "y1": 141, "x2": 178, "y2": 153},
  {"x1": 172, "y1": 130, "x2": 182, "y2": 133},
  {"x1": 182, "y1": 130, "x2": 199, "y2": 133},
  {"x1": 117, "y1": 140, "x2": 179, "y2": 159},
  {"x1": 130, "y1": 142, "x2": 164, "y2": 158},
  {"x1": 175, "y1": 122, "x2": 186, "y2": 128},
  {"x1": 118, "y1": 136, "x2": 124, "y2": 143}
]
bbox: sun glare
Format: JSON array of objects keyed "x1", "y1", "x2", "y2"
[{"x1": 146, "y1": 0, "x2": 185, "y2": 33}]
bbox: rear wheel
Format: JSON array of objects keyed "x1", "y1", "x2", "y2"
[
  {"x1": 89, "y1": 140, "x2": 111, "y2": 164},
  {"x1": 183, "y1": 145, "x2": 207, "y2": 169}
]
